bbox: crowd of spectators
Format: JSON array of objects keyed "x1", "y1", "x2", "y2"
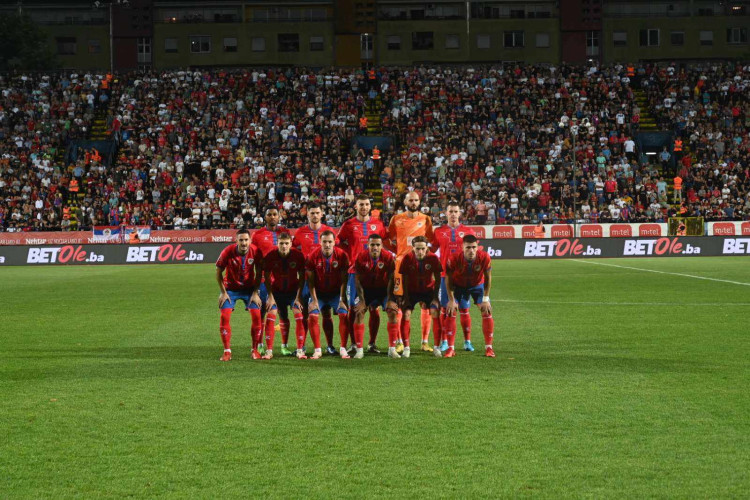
[{"x1": 1, "y1": 62, "x2": 748, "y2": 232}]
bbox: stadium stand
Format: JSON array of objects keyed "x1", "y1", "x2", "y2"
[{"x1": 1, "y1": 63, "x2": 748, "y2": 232}]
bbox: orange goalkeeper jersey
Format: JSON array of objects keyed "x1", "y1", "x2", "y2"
[{"x1": 387, "y1": 211, "x2": 435, "y2": 259}]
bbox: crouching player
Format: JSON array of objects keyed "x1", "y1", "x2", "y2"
[
  {"x1": 306, "y1": 230, "x2": 350, "y2": 359},
  {"x1": 216, "y1": 229, "x2": 264, "y2": 361},
  {"x1": 262, "y1": 232, "x2": 307, "y2": 359},
  {"x1": 352, "y1": 234, "x2": 396, "y2": 359},
  {"x1": 395, "y1": 236, "x2": 443, "y2": 359},
  {"x1": 444, "y1": 235, "x2": 495, "y2": 358}
]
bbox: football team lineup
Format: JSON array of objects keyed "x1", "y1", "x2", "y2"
[{"x1": 216, "y1": 193, "x2": 497, "y2": 361}]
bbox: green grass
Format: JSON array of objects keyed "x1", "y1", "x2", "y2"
[{"x1": 1, "y1": 257, "x2": 749, "y2": 498}]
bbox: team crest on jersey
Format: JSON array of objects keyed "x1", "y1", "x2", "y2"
[
  {"x1": 474, "y1": 265, "x2": 481, "y2": 272},
  {"x1": 248, "y1": 259, "x2": 254, "y2": 265},
  {"x1": 425, "y1": 264, "x2": 431, "y2": 270},
  {"x1": 290, "y1": 262, "x2": 297, "y2": 268},
  {"x1": 459, "y1": 232, "x2": 465, "y2": 237},
  {"x1": 332, "y1": 261, "x2": 339, "y2": 268},
  {"x1": 417, "y1": 222, "x2": 423, "y2": 227},
  {"x1": 371, "y1": 225, "x2": 377, "y2": 231},
  {"x1": 377, "y1": 261, "x2": 384, "y2": 269}
]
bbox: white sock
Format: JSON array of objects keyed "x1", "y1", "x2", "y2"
[
  {"x1": 486, "y1": 345, "x2": 493, "y2": 349},
  {"x1": 224, "y1": 349, "x2": 231, "y2": 353},
  {"x1": 314, "y1": 348, "x2": 322, "y2": 353}
]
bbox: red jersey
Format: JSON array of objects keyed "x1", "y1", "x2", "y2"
[
  {"x1": 446, "y1": 250, "x2": 491, "y2": 288},
  {"x1": 216, "y1": 244, "x2": 262, "y2": 292},
  {"x1": 337, "y1": 216, "x2": 387, "y2": 270},
  {"x1": 354, "y1": 249, "x2": 396, "y2": 289},
  {"x1": 399, "y1": 251, "x2": 442, "y2": 293},
  {"x1": 292, "y1": 224, "x2": 334, "y2": 256},
  {"x1": 250, "y1": 226, "x2": 288, "y2": 256},
  {"x1": 305, "y1": 247, "x2": 349, "y2": 295},
  {"x1": 264, "y1": 247, "x2": 305, "y2": 294},
  {"x1": 432, "y1": 224, "x2": 474, "y2": 276}
]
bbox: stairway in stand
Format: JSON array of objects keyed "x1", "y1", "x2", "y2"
[
  {"x1": 89, "y1": 108, "x2": 111, "y2": 141},
  {"x1": 365, "y1": 95, "x2": 383, "y2": 135},
  {"x1": 634, "y1": 89, "x2": 658, "y2": 132}
]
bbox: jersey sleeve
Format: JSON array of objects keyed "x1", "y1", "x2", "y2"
[
  {"x1": 305, "y1": 256, "x2": 316, "y2": 272},
  {"x1": 424, "y1": 217, "x2": 435, "y2": 243},
  {"x1": 216, "y1": 247, "x2": 229, "y2": 269},
  {"x1": 291, "y1": 232, "x2": 302, "y2": 250}
]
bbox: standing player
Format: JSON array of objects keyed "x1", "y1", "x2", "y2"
[
  {"x1": 339, "y1": 194, "x2": 387, "y2": 353},
  {"x1": 250, "y1": 206, "x2": 286, "y2": 353},
  {"x1": 433, "y1": 202, "x2": 475, "y2": 352},
  {"x1": 352, "y1": 234, "x2": 396, "y2": 359},
  {"x1": 292, "y1": 202, "x2": 335, "y2": 353},
  {"x1": 262, "y1": 232, "x2": 307, "y2": 359},
  {"x1": 215, "y1": 229, "x2": 264, "y2": 361},
  {"x1": 306, "y1": 230, "x2": 350, "y2": 359},
  {"x1": 387, "y1": 191, "x2": 435, "y2": 352},
  {"x1": 395, "y1": 236, "x2": 442, "y2": 359},
  {"x1": 444, "y1": 235, "x2": 495, "y2": 358}
]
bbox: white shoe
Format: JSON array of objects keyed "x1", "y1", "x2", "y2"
[
  {"x1": 354, "y1": 348, "x2": 364, "y2": 359},
  {"x1": 433, "y1": 347, "x2": 442, "y2": 358},
  {"x1": 402, "y1": 346, "x2": 411, "y2": 358},
  {"x1": 388, "y1": 347, "x2": 401, "y2": 359},
  {"x1": 340, "y1": 347, "x2": 351, "y2": 359}
]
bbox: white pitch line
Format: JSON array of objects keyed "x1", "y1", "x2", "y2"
[
  {"x1": 570, "y1": 260, "x2": 750, "y2": 287},
  {"x1": 493, "y1": 299, "x2": 750, "y2": 307}
]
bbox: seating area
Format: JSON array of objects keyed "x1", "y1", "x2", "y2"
[{"x1": 0, "y1": 63, "x2": 748, "y2": 232}]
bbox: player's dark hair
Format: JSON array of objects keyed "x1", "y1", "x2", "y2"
[
  {"x1": 265, "y1": 206, "x2": 279, "y2": 215},
  {"x1": 278, "y1": 232, "x2": 292, "y2": 241},
  {"x1": 463, "y1": 234, "x2": 478, "y2": 244},
  {"x1": 447, "y1": 200, "x2": 462, "y2": 209},
  {"x1": 368, "y1": 234, "x2": 382, "y2": 241},
  {"x1": 355, "y1": 194, "x2": 370, "y2": 202},
  {"x1": 320, "y1": 229, "x2": 336, "y2": 239},
  {"x1": 307, "y1": 202, "x2": 322, "y2": 211},
  {"x1": 236, "y1": 229, "x2": 250, "y2": 237},
  {"x1": 412, "y1": 235, "x2": 429, "y2": 245}
]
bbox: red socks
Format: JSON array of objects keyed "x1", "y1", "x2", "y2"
[
  {"x1": 444, "y1": 313, "x2": 457, "y2": 348},
  {"x1": 482, "y1": 315, "x2": 494, "y2": 347},
  {"x1": 294, "y1": 311, "x2": 306, "y2": 350},
  {"x1": 308, "y1": 313, "x2": 321, "y2": 349},
  {"x1": 338, "y1": 312, "x2": 349, "y2": 348},
  {"x1": 400, "y1": 315, "x2": 410, "y2": 346},
  {"x1": 395, "y1": 309, "x2": 403, "y2": 341},
  {"x1": 368, "y1": 309, "x2": 380, "y2": 344},
  {"x1": 387, "y1": 322, "x2": 400, "y2": 347},
  {"x1": 354, "y1": 322, "x2": 366, "y2": 349},
  {"x1": 459, "y1": 308, "x2": 472, "y2": 341},
  {"x1": 264, "y1": 311, "x2": 277, "y2": 351},
  {"x1": 280, "y1": 319, "x2": 290, "y2": 345},
  {"x1": 249, "y1": 308, "x2": 262, "y2": 350},
  {"x1": 432, "y1": 315, "x2": 442, "y2": 347},
  {"x1": 219, "y1": 309, "x2": 232, "y2": 349},
  {"x1": 420, "y1": 308, "x2": 431, "y2": 342}
]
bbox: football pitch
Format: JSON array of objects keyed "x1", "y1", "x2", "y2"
[{"x1": 1, "y1": 257, "x2": 749, "y2": 498}]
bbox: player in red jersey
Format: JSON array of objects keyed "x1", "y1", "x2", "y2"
[
  {"x1": 251, "y1": 207, "x2": 286, "y2": 257},
  {"x1": 215, "y1": 229, "x2": 263, "y2": 361},
  {"x1": 395, "y1": 236, "x2": 443, "y2": 359},
  {"x1": 262, "y1": 232, "x2": 307, "y2": 359},
  {"x1": 306, "y1": 230, "x2": 350, "y2": 359},
  {"x1": 444, "y1": 235, "x2": 495, "y2": 358},
  {"x1": 352, "y1": 234, "x2": 397, "y2": 359},
  {"x1": 433, "y1": 201, "x2": 476, "y2": 352},
  {"x1": 338, "y1": 194, "x2": 387, "y2": 353},
  {"x1": 250, "y1": 206, "x2": 286, "y2": 354},
  {"x1": 292, "y1": 202, "x2": 337, "y2": 354}
]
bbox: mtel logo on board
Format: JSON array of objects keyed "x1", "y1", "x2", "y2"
[
  {"x1": 638, "y1": 224, "x2": 662, "y2": 237},
  {"x1": 492, "y1": 226, "x2": 515, "y2": 239},
  {"x1": 580, "y1": 225, "x2": 603, "y2": 238},
  {"x1": 712, "y1": 223, "x2": 735, "y2": 236},
  {"x1": 609, "y1": 224, "x2": 633, "y2": 237},
  {"x1": 27, "y1": 246, "x2": 104, "y2": 264}
]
